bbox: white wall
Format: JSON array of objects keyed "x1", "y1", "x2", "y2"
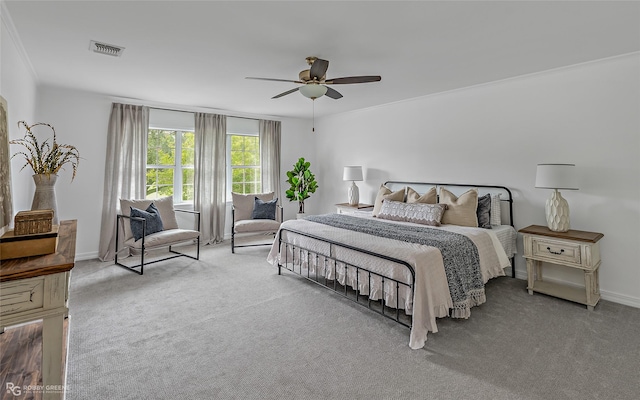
[
  {"x1": 34, "y1": 86, "x2": 112, "y2": 259},
  {"x1": 313, "y1": 53, "x2": 640, "y2": 307},
  {"x1": 1, "y1": 4, "x2": 38, "y2": 213}
]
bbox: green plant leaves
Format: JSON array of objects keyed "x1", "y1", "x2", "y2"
[{"x1": 285, "y1": 157, "x2": 318, "y2": 205}]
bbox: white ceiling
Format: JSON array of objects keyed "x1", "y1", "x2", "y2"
[{"x1": 4, "y1": 1, "x2": 640, "y2": 119}]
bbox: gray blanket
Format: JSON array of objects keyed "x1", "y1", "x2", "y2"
[{"x1": 304, "y1": 214, "x2": 485, "y2": 316}]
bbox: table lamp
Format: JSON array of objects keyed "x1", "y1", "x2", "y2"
[
  {"x1": 343, "y1": 166, "x2": 363, "y2": 206},
  {"x1": 535, "y1": 163, "x2": 578, "y2": 232}
]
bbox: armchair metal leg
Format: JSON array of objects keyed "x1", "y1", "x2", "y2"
[{"x1": 231, "y1": 207, "x2": 235, "y2": 253}]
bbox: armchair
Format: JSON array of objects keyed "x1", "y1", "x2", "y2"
[
  {"x1": 115, "y1": 196, "x2": 200, "y2": 275},
  {"x1": 231, "y1": 192, "x2": 283, "y2": 253}
]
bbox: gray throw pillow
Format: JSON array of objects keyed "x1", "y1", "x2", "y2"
[
  {"x1": 251, "y1": 197, "x2": 278, "y2": 220},
  {"x1": 476, "y1": 193, "x2": 492, "y2": 229},
  {"x1": 130, "y1": 203, "x2": 164, "y2": 241}
]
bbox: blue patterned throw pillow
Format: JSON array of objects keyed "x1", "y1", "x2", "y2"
[
  {"x1": 130, "y1": 203, "x2": 164, "y2": 241},
  {"x1": 251, "y1": 197, "x2": 278, "y2": 220}
]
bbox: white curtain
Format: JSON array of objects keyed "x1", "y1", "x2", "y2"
[
  {"x1": 194, "y1": 113, "x2": 227, "y2": 244},
  {"x1": 259, "y1": 120, "x2": 281, "y2": 202},
  {"x1": 98, "y1": 103, "x2": 149, "y2": 261}
]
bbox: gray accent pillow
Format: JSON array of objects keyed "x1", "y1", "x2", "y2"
[
  {"x1": 130, "y1": 203, "x2": 164, "y2": 241},
  {"x1": 251, "y1": 197, "x2": 278, "y2": 220},
  {"x1": 476, "y1": 193, "x2": 492, "y2": 229}
]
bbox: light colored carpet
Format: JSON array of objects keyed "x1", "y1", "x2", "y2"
[{"x1": 66, "y1": 243, "x2": 640, "y2": 400}]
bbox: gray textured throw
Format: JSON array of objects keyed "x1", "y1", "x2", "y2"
[{"x1": 304, "y1": 214, "x2": 485, "y2": 316}]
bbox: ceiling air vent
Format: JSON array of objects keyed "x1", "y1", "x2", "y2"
[{"x1": 89, "y1": 40, "x2": 125, "y2": 57}]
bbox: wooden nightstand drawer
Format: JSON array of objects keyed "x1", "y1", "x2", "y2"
[
  {"x1": 531, "y1": 237, "x2": 581, "y2": 265},
  {"x1": 0, "y1": 277, "x2": 45, "y2": 315}
]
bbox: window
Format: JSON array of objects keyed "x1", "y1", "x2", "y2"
[
  {"x1": 227, "y1": 133, "x2": 261, "y2": 196},
  {"x1": 146, "y1": 129, "x2": 194, "y2": 203},
  {"x1": 145, "y1": 113, "x2": 260, "y2": 203}
]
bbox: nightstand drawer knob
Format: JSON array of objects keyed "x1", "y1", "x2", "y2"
[{"x1": 547, "y1": 247, "x2": 565, "y2": 255}]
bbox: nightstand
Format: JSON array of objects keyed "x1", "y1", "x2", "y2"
[
  {"x1": 519, "y1": 225, "x2": 603, "y2": 310},
  {"x1": 335, "y1": 203, "x2": 374, "y2": 217}
]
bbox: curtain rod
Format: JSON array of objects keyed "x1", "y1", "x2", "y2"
[
  {"x1": 108, "y1": 96, "x2": 281, "y2": 121},
  {"x1": 149, "y1": 106, "x2": 265, "y2": 122}
]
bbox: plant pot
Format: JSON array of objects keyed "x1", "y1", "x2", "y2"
[{"x1": 31, "y1": 174, "x2": 59, "y2": 225}]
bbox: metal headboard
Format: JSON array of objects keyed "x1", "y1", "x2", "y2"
[{"x1": 383, "y1": 181, "x2": 514, "y2": 228}]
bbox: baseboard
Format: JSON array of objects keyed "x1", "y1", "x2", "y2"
[
  {"x1": 75, "y1": 251, "x2": 99, "y2": 261},
  {"x1": 599, "y1": 290, "x2": 640, "y2": 309},
  {"x1": 511, "y1": 267, "x2": 640, "y2": 309}
]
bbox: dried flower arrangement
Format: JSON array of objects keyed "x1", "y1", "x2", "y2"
[{"x1": 10, "y1": 121, "x2": 80, "y2": 181}]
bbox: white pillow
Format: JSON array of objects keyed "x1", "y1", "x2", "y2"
[{"x1": 490, "y1": 193, "x2": 502, "y2": 225}]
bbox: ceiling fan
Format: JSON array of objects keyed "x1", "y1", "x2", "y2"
[{"x1": 246, "y1": 56, "x2": 381, "y2": 100}]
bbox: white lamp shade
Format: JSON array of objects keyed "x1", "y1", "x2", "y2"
[
  {"x1": 535, "y1": 164, "x2": 578, "y2": 190},
  {"x1": 343, "y1": 166, "x2": 363, "y2": 181},
  {"x1": 299, "y1": 84, "x2": 328, "y2": 99}
]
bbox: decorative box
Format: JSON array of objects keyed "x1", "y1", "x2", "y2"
[
  {"x1": 0, "y1": 225, "x2": 59, "y2": 260},
  {"x1": 14, "y1": 209, "x2": 54, "y2": 235}
]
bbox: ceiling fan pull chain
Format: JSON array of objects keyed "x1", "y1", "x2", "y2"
[{"x1": 312, "y1": 100, "x2": 315, "y2": 132}]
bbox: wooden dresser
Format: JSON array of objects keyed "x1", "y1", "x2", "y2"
[{"x1": 1, "y1": 220, "x2": 77, "y2": 400}]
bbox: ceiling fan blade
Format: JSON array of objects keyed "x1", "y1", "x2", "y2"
[
  {"x1": 272, "y1": 87, "x2": 300, "y2": 99},
  {"x1": 325, "y1": 76, "x2": 382, "y2": 85},
  {"x1": 246, "y1": 77, "x2": 304, "y2": 84},
  {"x1": 310, "y1": 58, "x2": 329, "y2": 80},
  {"x1": 324, "y1": 87, "x2": 343, "y2": 99}
]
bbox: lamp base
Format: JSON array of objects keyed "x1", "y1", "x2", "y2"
[
  {"x1": 545, "y1": 190, "x2": 570, "y2": 232},
  {"x1": 348, "y1": 181, "x2": 359, "y2": 206}
]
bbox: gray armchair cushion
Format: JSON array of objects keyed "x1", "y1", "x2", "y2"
[
  {"x1": 232, "y1": 192, "x2": 275, "y2": 221},
  {"x1": 124, "y1": 228, "x2": 200, "y2": 250},
  {"x1": 130, "y1": 203, "x2": 164, "y2": 241},
  {"x1": 120, "y1": 196, "x2": 179, "y2": 241},
  {"x1": 234, "y1": 219, "x2": 281, "y2": 234}
]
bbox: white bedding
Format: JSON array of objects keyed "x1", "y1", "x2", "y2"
[{"x1": 266, "y1": 216, "x2": 511, "y2": 349}]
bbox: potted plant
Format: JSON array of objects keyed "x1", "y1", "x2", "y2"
[
  {"x1": 10, "y1": 121, "x2": 80, "y2": 224},
  {"x1": 285, "y1": 157, "x2": 318, "y2": 215}
]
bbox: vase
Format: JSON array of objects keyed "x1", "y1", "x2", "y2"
[{"x1": 31, "y1": 174, "x2": 59, "y2": 225}]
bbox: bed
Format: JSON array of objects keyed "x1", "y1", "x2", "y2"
[{"x1": 267, "y1": 182, "x2": 516, "y2": 349}]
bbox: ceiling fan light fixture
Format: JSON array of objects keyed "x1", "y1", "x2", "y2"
[{"x1": 299, "y1": 84, "x2": 327, "y2": 99}]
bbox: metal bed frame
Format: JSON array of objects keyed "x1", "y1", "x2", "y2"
[{"x1": 276, "y1": 181, "x2": 515, "y2": 329}]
